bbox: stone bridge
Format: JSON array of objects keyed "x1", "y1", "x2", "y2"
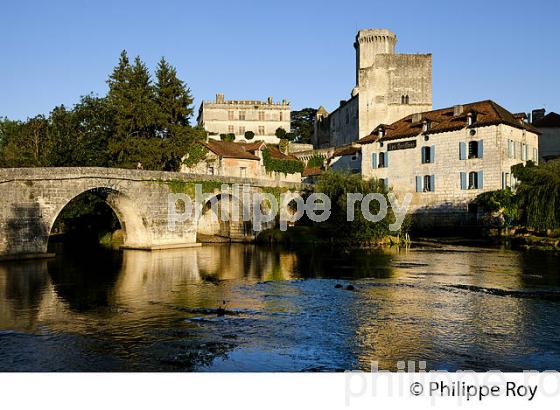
[{"x1": 0, "y1": 167, "x2": 302, "y2": 260}]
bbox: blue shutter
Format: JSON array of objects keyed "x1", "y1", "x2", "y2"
[
  {"x1": 508, "y1": 140, "x2": 512, "y2": 158},
  {"x1": 521, "y1": 144, "x2": 525, "y2": 160},
  {"x1": 430, "y1": 175, "x2": 435, "y2": 192},
  {"x1": 478, "y1": 140, "x2": 484, "y2": 159},
  {"x1": 385, "y1": 151, "x2": 389, "y2": 167},
  {"x1": 513, "y1": 142, "x2": 517, "y2": 159},
  {"x1": 421, "y1": 147, "x2": 426, "y2": 163},
  {"x1": 459, "y1": 142, "x2": 466, "y2": 160},
  {"x1": 477, "y1": 171, "x2": 484, "y2": 189},
  {"x1": 430, "y1": 145, "x2": 436, "y2": 163},
  {"x1": 460, "y1": 172, "x2": 467, "y2": 190},
  {"x1": 371, "y1": 153, "x2": 377, "y2": 169},
  {"x1": 416, "y1": 176, "x2": 422, "y2": 192},
  {"x1": 525, "y1": 144, "x2": 529, "y2": 161},
  {"x1": 501, "y1": 172, "x2": 505, "y2": 190}
]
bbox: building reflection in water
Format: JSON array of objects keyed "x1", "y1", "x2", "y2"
[{"x1": 1, "y1": 242, "x2": 560, "y2": 371}]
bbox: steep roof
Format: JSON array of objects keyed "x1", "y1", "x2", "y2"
[
  {"x1": 266, "y1": 146, "x2": 299, "y2": 161},
  {"x1": 533, "y1": 112, "x2": 560, "y2": 128},
  {"x1": 358, "y1": 100, "x2": 540, "y2": 144},
  {"x1": 202, "y1": 140, "x2": 260, "y2": 160}
]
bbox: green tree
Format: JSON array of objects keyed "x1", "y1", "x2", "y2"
[
  {"x1": 244, "y1": 130, "x2": 255, "y2": 140},
  {"x1": 291, "y1": 108, "x2": 317, "y2": 144},
  {"x1": 275, "y1": 127, "x2": 287, "y2": 139},
  {"x1": 154, "y1": 57, "x2": 194, "y2": 136},
  {"x1": 314, "y1": 171, "x2": 398, "y2": 243}
]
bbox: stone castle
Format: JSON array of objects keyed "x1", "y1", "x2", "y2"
[{"x1": 313, "y1": 29, "x2": 432, "y2": 147}]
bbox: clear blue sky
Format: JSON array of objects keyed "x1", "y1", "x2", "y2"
[{"x1": 2, "y1": 0, "x2": 559, "y2": 120}]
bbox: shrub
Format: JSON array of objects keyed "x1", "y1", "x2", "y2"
[
  {"x1": 307, "y1": 154, "x2": 325, "y2": 168},
  {"x1": 262, "y1": 148, "x2": 303, "y2": 174},
  {"x1": 275, "y1": 127, "x2": 287, "y2": 139},
  {"x1": 244, "y1": 130, "x2": 255, "y2": 140},
  {"x1": 220, "y1": 133, "x2": 235, "y2": 142},
  {"x1": 314, "y1": 171, "x2": 399, "y2": 242}
]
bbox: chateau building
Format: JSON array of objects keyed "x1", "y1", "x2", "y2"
[
  {"x1": 358, "y1": 100, "x2": 540, "y2": 227},
  {"x1": 197, "y1": 93, "x2": 291, "y2": 144},
  {"x1": 313, "y1": 29, "x2": 432, "y2": 148}
]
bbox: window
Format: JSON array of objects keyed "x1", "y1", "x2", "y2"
[
  {"x1": 401, "y1": 95, "x2": 409, "y2": 104},
  {"x1": 502, "y1": 172, "x2": 510, "y2": 189},
  {"x1": 239, "y1": 126, "x2": 245, "y2": 135},
  {"x1": 258, "y1": 126, "x2": 265, "y2": 135},
  {"x1": 468, "y1": 172, "x2": 478, "y2": 189},
  {"x1": 468, "y1": 141, "x2": 479, "y2": 159},
  {"x1": 239, "y1": 111, "x2": 246, "y2": 121},
  {"x1": 208, "y1": 166, "x2": 214, "y2": 176},
  {"x1": 228, "y1": 111, "x2": 234, "y2": 120},
  {"x1": 378, "y1": 152, "x2": 386, "y2": 168},
  {"x1": 258, "y1": 111, "x2": 265, "y2": 121},
  {"x1": 240, "y1": 167, "x2": 247, "y2": 178},
  {"x1": 421, "y1": 146, "x2": 435, "y2": 164},
  {"x1": 228, "y1": 125, "x2": 234, "y2": 133},
  {"x1": 371, "y1": 153, "x2": 377, "y2": 168},
  {"x1": 460, "y1": 171, "x2": 483, "y2": 190},
  {"x1": 279, "y1": 112, "x2": 283, "y2": 121},
  {"x1": 416, "y1": 175, "x2": 435, "y2": 192},
  {"x1": 461, "y1": 140, "x2": 484, "y2": 160}
]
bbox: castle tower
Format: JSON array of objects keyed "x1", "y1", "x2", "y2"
[{"x1": 354, "y1": 29, "x2": 397, "y2": 85}]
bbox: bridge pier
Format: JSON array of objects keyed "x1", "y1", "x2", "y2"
[{"x1": 0, "y1": 167, "x2": 302, "y2": 260}]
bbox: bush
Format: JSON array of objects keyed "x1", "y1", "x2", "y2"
[
  {"x1": 262, "y1": 148, "x2": 303, "y2": 174},
  {"x1": 314, "y1": 171, "x2": 400, "y2": 243},
  {"x1": 307, "y1": 154, "x2": 325, "y2": 168},
  {"x1": 474, "y1": 188, "x2": 520, "y2": 226},
  {"x1": 220, "y1": 133, "x2": 235, "y2": 142},
  {"x1": 513, "y1": 160, "x2": 560, "y2": 230},
  {"x1": 275, "y1": 127, "x2": 287, "y2": 139},
  {"x1": 244, "y1": 130, "x2": 255, "y2": 140}
]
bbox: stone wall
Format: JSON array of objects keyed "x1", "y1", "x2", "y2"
[
  {"x1": 361, "y1": 124, "x2": 539, "y2": 227},
  {"x1": 0, "y1": 168, "x2": 303, "y2": 258}
]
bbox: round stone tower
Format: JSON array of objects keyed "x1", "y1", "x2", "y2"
[{"x1": 354, "y1": 29, "x2": 397, "y2": 84}]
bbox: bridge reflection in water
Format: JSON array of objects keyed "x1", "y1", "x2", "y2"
[{"x1": 1, "y1": 243, "x2": 560, "y2": 371}]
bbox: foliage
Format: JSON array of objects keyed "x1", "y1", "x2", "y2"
[
  {"x1": 291, "y1": 108, "x2": 317, "y2": 144},
  {"x1": 307, "y1": 154, "x2": 325, "y2": 168},
  {"x1": 275, "y1": 127, "x2": 287, "y2": 139},
  {"x1": 474, "y1": 188, "x2": 520, "y2": 226},
  {"x1": 244, "y1": 130, "x2": 255, "y2": 140},
  {"x1": 314, "y1": 171, "x2": 398, "y2": 243},
  {"x1": 262, "y1": 148, "x2": 304, "y2": 175},
  {"x1": 278, "y1": 138, "x2": 289, "y2": 153},
  {"x1": 285, "y1": 132, "x2": 296, "y2": 141},
  {"x1": 220, "y1": 133, "x2": 235, "y2": 142},
  {"x1": 182, "y1": 143, "x2": 209, "y2": 168},
  {"x1": 513, "y1": 160, "x2": 560, "y2": 230}
]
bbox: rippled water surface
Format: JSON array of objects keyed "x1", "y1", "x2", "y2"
[{"x1": 1, "y1": 242, "x2": 560, "y2": 371}]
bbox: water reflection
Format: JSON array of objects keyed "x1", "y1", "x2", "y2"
[{"x1": 1, "y1": 242, "x2": 560, "y2": 371}]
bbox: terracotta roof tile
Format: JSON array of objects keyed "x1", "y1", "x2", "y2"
[
  {"x1": 302, "y1": 166, "x2": 323, "y2": 177},
  {"x1": 358, "y1": 100, "x2": 541, "y2": 144},
  {"x1": 202, "y1": 140, "x2": 260, "y2": 160}
]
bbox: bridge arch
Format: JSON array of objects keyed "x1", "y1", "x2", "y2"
[
  {"x1": 48, "y1": 187, "x2": 151, "y2": 249},
  {"x1": 197, "y1": 192, "x2": 253, "y2": 241}
]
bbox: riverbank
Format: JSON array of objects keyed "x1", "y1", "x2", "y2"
[{"x1": 256, "y1": 226, "x2": 405, "y2": 248}]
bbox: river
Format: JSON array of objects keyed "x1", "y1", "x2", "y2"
[{"x1": 1, "y1": 241, "x2": 560, "y2": 371}]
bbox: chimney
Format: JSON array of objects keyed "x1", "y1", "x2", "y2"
[
  {"x1": 531, "y1": 108, "x2": 545, "y2": 124},
  {"x1": 453, "y1": 105, "x2": 464, "y2": 116},
  {"x1": 411, "y1": 112, "x2": 423, "y2": 123},
  {"x1": 215, "y1": 93, "x2": 224, "y2": 103}
]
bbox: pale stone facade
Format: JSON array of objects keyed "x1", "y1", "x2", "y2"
[
  {"x1": 181, "y1": 141, "x2": 301, "y2": 183},
  {"x1": 198, "y1": 93, "x2": 291, "y2": 144},
  {"x1": 313, "y1": 29, "x2": 432, "y2": 148},
  {"x1": 359, "y1": 101, "x2": 540, "y2": 227}
]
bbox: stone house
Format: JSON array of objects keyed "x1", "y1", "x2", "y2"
[
  {"x1": 181, "y1": 140, "x2": 301, "y2": 183},
  {"x1": 358, "y1": 100, "x2": 540, "y2": 227},
  {"x1": 532, "y1": 110, "x2": 560, "y2": 162},
  {"x1": 329, "y1": 145, "x2": 362, "y2": 174}
]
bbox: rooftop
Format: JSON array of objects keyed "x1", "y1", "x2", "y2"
[
  {"x1": 358, "y1": 100, "x2": 540, "y2": 144},
  {"x1": 533, "y1": 112, "x2": 560, "y2": 128}
]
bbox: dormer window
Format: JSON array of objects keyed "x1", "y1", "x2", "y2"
[
  {"x1": 378, "y1": 128, "x2": 384, "y2": 138},
  {"x1": 467, "y1": 112, "x2": 477, "y2": 126},
  {"x1": 422, "y1": 120, "x2": 431, "y2": 133}
]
